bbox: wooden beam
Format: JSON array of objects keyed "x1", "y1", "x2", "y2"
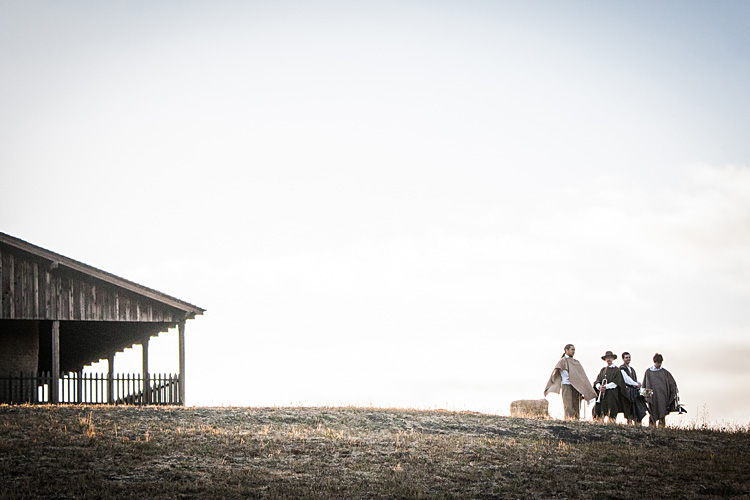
[
  {"x1": 142, "y1": 338, "x2": 150, "y2": 405},
  {"x1": 107, "y1": 354, "x2": 115, "y2": 405},
  {"x1": 0, "y1": 248, "x2": 3, "y2": 318},
  {"x1": 44, "y1": 269, "x2": 50, "y2": 318},
  {"x1": 8, "y1": 253, "x2": 14, "y2": 319},
  {"x1": 51, "y1": 321, "x2": 60, "y2": 404},
  {"x1": 33, "y1": 262, "x2": 39, "y2": 318},
  {"x1": 19, "y1": 260, "x2": 26, "y2": 318},
  {"x1": 77, "y1": 368, "x2": 83, "y2": 404},
  {"x1": 178, "y1": 321, "x2": 186, "y2": 406}
]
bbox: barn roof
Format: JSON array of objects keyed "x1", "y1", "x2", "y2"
[{"x1": 0, "y1": 232, "x2": 204, "y2": 318}]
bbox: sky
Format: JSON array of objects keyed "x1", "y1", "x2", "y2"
[{"x1": 2, "y1": 1, "x2": 749, "y2": 425}]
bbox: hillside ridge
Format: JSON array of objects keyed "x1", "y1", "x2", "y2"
[{"x1": 1, "y1": 405, "x2": 748, "y2": 499}]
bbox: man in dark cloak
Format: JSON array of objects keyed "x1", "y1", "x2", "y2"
[
  {"x1": 593, "y1": 351, "x2": 626, "y2": 422},
  {"x1": 642, "y1": 353, "x2": 679, "y2": 427},
  {"x1": 545, "y1": 344, "x2": 597, "y2": 420},
  {"x1": 620, "y1": 351, "x2": 647, "y2": 425}
]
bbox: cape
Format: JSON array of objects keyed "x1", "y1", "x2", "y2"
[
  {"x1": 593, "y1": 365, "x2": 626, "y2": 418},
  {"x1": 544, "y1": 356, "x2": 597, "y2": 402},
  {"x1": 642, "y1": 367, "x2": 678, "y2": 420},
  {"x1": 620, "y1": 364, "x2": 638, "y2": 383},
  {"x1": 619, "y1": 364, "x2": 638, "y2": 403}
]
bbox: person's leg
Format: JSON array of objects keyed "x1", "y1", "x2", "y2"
[
  {"x1": 606, "y1": 402, "x2": 618, "y2": 422},
  {"x1": 561, "y1": 385, "x2": 579, "y2": 420},
  {"x1": 623, "y1": 401, "x2": 633, "y2": 424}
]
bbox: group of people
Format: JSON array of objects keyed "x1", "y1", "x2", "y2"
[{"x1": 544, "y1": 344, "x2": 683, "y2": 427}]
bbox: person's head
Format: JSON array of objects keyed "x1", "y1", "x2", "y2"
[
  {"x1": 622, "y1": 352, "x2": 631, "y2": 365},
  {"x1": 601, "y1": 350, "x2": 617, "y2": 365},
  {"x1": 564, "y1": 344, "x2": 575, "y2": 358},
  {"x1": 653, "y1": 353, "x2": 663, "y2": 368}
]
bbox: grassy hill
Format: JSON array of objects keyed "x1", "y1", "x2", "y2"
[{"x1": 1, "y1": 405, "x2": 748, "y2": 499}]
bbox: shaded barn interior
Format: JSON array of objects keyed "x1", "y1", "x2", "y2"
[{"x1": 0, "y1": 232, "x2": 204, "y2": 404}]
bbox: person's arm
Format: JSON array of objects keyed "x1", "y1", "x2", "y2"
[
  {"x1": 594, "y1": 379, "x2": 616, "y2": 391},
  {"x1": 621, "y1": 369, "x2": 640, "y2": 387}
]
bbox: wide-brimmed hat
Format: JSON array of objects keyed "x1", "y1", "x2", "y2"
[{"x1": 601, "y1": 350, "x2": 618, "y2": 360}]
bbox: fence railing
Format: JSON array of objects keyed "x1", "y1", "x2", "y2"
[{"x1": 0, "y1": 372, "x2": 181, "y2": 405}]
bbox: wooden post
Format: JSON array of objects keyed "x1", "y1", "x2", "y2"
[
  {"x1": 77, "y1": 368, "x2": 83, "y2": 403},
  {"x1": 51, "y1": 321, "x2": 60, "y2": 404},
  {"x1": 142, "y1": 338, "x2": 150, "y2": 405},
  {"x1": 178, "y1": 321, "x2": 186, "y2": 406},
  {"x1": 107, "y1": 354, "x2": 115, "y2": 405}
]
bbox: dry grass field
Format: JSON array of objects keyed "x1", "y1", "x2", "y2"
[{"x1": 1, "y1": 405, "x2": 749, "y2": 499}]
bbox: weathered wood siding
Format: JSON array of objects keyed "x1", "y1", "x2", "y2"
[{"x1": 0, "y1": 247, "x2": 184, "y2": 322}]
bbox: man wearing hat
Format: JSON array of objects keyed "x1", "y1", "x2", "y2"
[{"x1": 593, "y1": 351, "x2": 627, "y2": 422}]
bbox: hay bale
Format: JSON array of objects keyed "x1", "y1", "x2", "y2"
[{"x1": 510, "y1": 399, "x2": 549, "y2": 418}]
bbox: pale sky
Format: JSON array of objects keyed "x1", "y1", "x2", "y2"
[{"x1": 2, "y1": 1, "x2": 749, "y2": 425}]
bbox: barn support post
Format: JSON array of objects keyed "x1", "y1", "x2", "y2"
[
  {"x1": 107, "y1": 354, "x2": 115, "y2": 404},
  {"x1": 77, "y1": 368, "x2": 84, "y2": 403},
  {"x1": 178, "y1": 321, "x2": 186, "y2": 405},
  {"x1": 51, "y1": 320, "x2": 60, "y2": 404},
  {"x1": 142, "y1": 338, "x2": 150, "y2": 404}
]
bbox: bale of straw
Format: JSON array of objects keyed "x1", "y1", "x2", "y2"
[{"x1": 510, "y1": 399, "x2": 549, "y2": 418}]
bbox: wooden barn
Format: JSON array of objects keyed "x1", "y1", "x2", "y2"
[{"x1": 0, "y1": 232, "x2": 204, "y2": 405}]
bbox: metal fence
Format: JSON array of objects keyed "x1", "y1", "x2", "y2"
[{"x1": 0, "y1": 371, "x2": 181, "y2": 405}]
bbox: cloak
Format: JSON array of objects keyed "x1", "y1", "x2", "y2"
[
  {"x1": 642, "y1": 367, "x2": 678, "y2": 420},
  {"x1": 593, "y1": 366, "x2": 626, "y2": 419},
  {"x1": 619, "y1": 364, "x2": 638, "y2": 401},
  {"x1": 620, "y1": 364, "x2": 647, "y2": 422},
  {"x1": 544, "y1": 357, "x2": 597, "y2": 402},
  {"x1": 620, "y1": 364, "x2": 646, "y2": 422}
]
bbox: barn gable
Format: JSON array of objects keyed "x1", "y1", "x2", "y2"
[{"x1": 0, "y1": 232, "x2": 202, "y2": 322}]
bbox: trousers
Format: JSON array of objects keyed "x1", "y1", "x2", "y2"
[{"x1": 562, "y1": 384, "x2": 581, "y2": 420}]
